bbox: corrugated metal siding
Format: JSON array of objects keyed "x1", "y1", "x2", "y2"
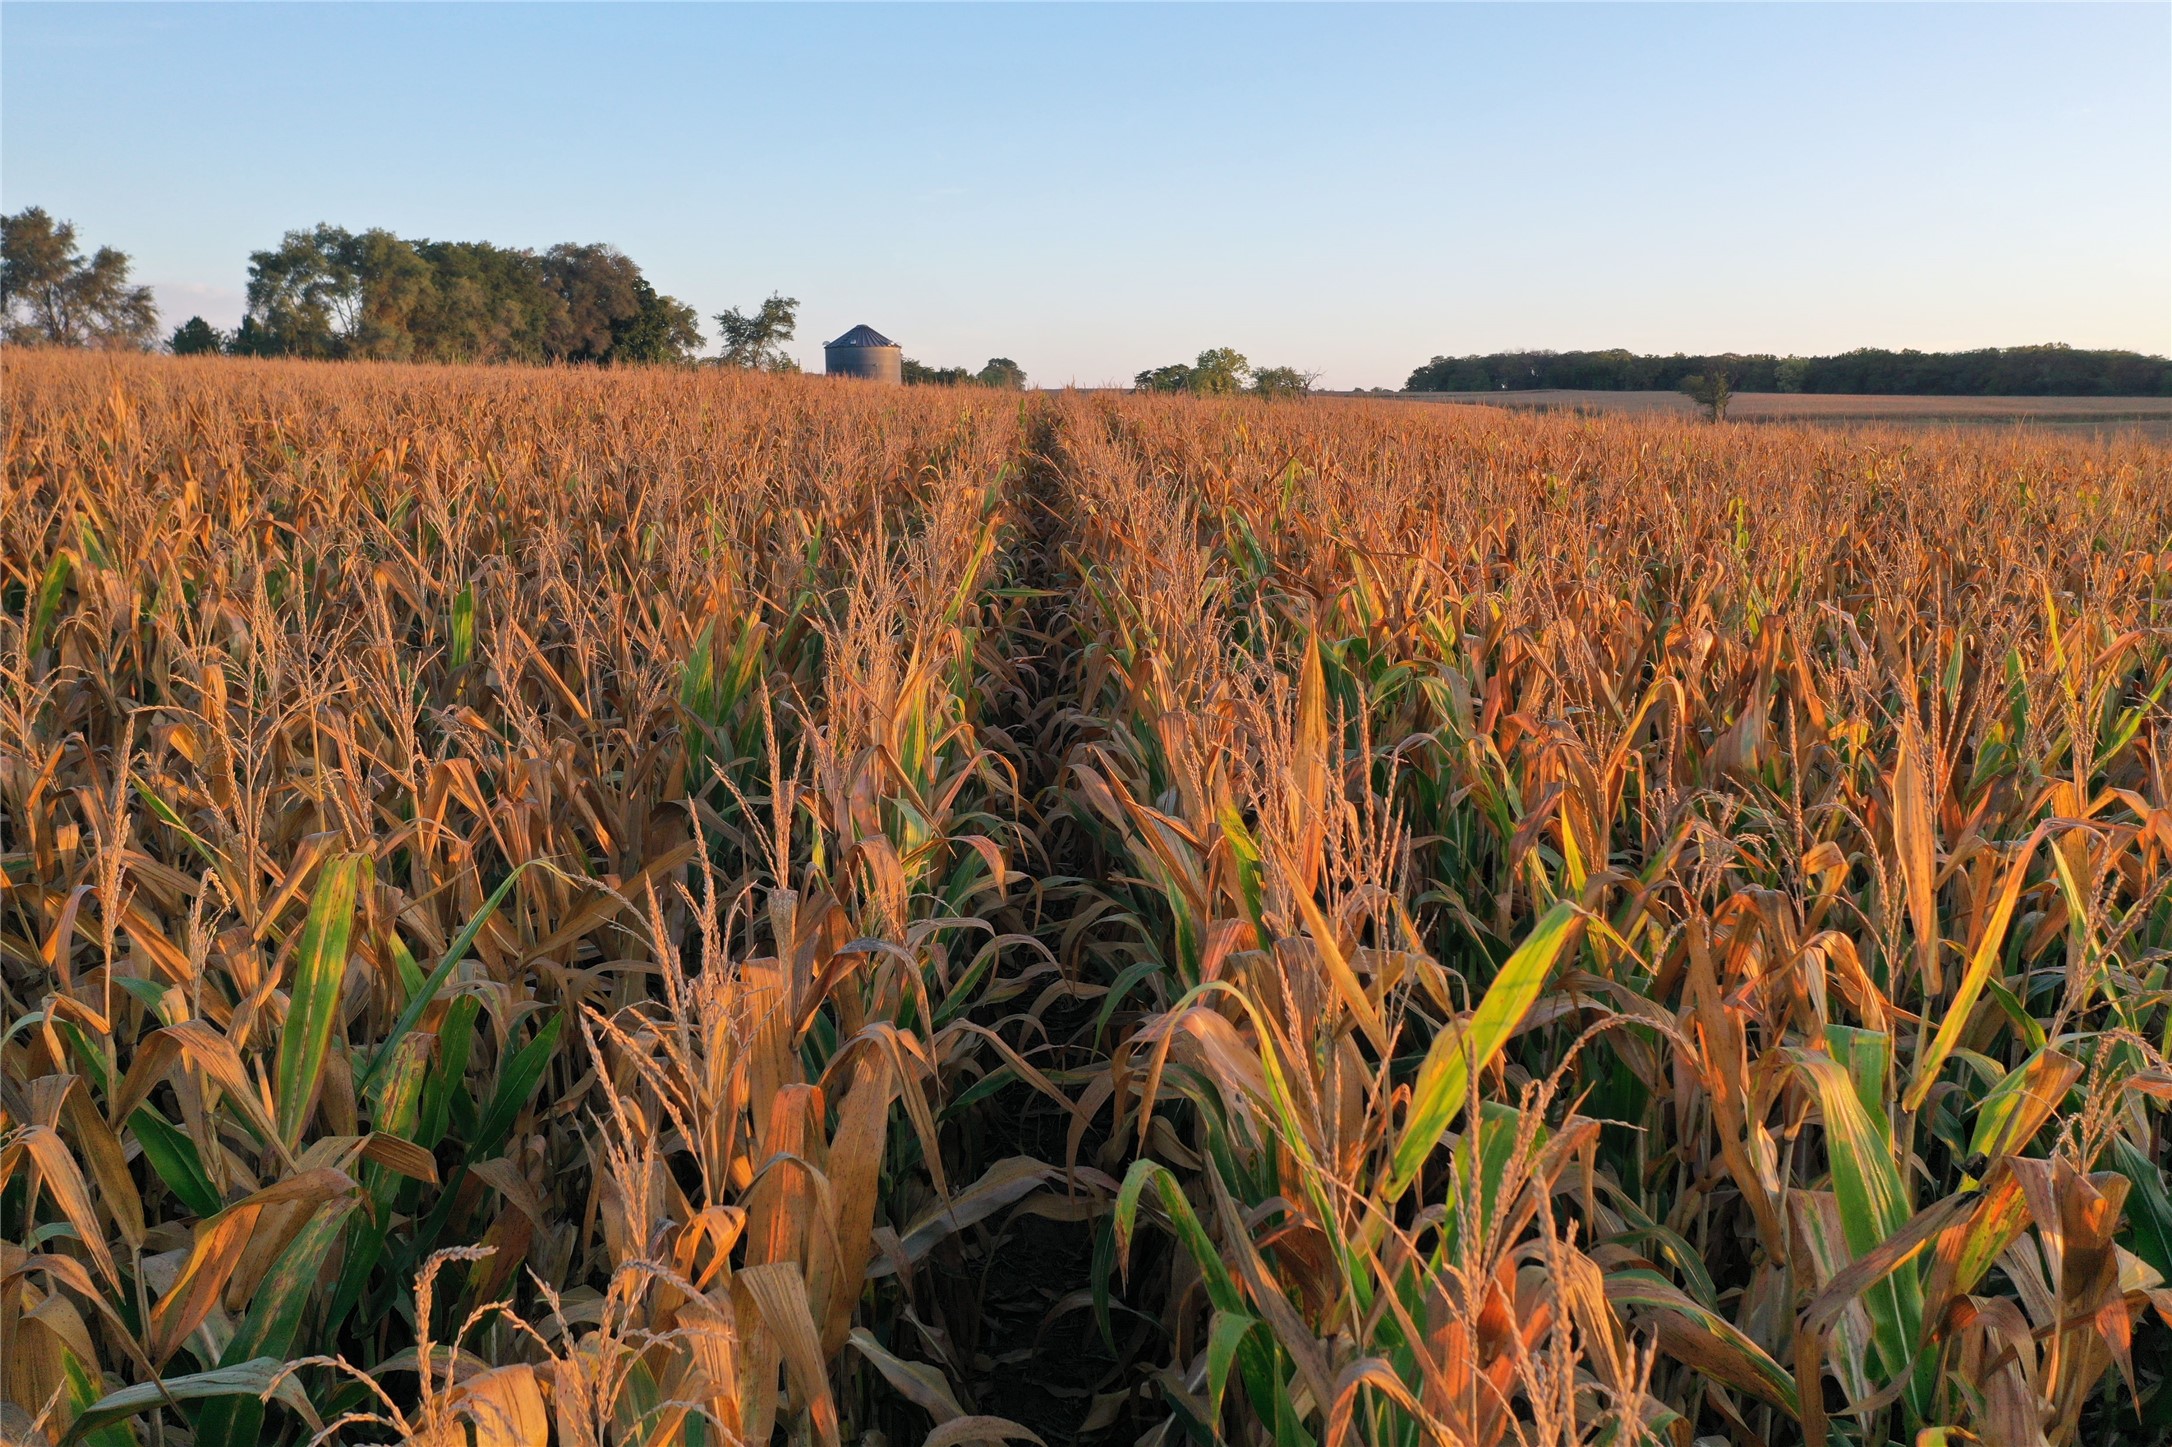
[{"x1": 825, "y1": 342, "x2": 903, "y2": 385}]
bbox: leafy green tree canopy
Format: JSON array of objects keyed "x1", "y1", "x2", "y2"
[
  {"x1": 903, "y1": 358, "x2": 974, "y2": 386},
  {"x1": 1677, "y1": 368, "x2": 1733, "y2": 421},
  {"x1": 544, "y1": 243, "x2": 643, "y2": 361},
  {"x1": 239, "y1": 224, "x2": 702, "y2": 364},
  {"x1": 1136, "y1": 350, "x2": 1315, "y2": 398},
  {"x1": 715, "y1": 294, "x2": 799, "y2": 370},
  {"x1": 1189, "y1": 347, "x2": 1250, "y2": 395},
  {"x1": 903, "y1": 356, "x2": 1029, "y2": 389},
  {"x1": 169, "y1": 316, "x2": 226, "y2": 355},
  {"x1": 1133, "y1": 348, "x2": 1250, "y2": 395},
  {"x1": 2, "y1": 207, "x2": 160, "y2": 350},
  {"x1": 1249, "y1": 365, "x2": 1317, "y2": 399},
  {"x1": 609, "y1": 279, "x2": 703, "y2": 365},
  {"x1": 1406, "y1": 344, "x2": 2172, "y2": 397},
  {"x1": 1133, "y1": 362, "x2": 1195, "y2": 394}
]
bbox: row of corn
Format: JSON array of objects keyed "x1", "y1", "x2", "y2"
[{"x1": 1050, "y1": 392, "x2": 2172, "y2": 1447}]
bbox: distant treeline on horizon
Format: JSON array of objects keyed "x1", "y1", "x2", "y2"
[{"x1": 1405, "y1": 344, "x2": 2172, "y2": 397}]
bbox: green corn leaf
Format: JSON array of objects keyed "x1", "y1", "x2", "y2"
[
  {"x1": 273, "y1": 852, "x2": 370, "y2": 1149},
  {"x1": 1966, "y1": 1047, "x2": 2081, "y2": 1162},
  {"x1": 1114, "y1": 1158, "x2": 1242, "y2": 1315},
  {"x1": 131, "y1": 1106, "x2": 224, "y2": 1219},
  {"x1": 62, "y1": 1355, "x2": 135, "y2": 1447},
  {"x1": 1388, "y1": 899, "x2": 1581, "y2": 1201},
  {"x1": 55, "y1": 1017, "x2": 113, "y2": 1092},
  {"x1": 28, "y1": 551, "x2": 73, "y2": 653},
  {"x1": 417, "y1": 995, "x2": 482, "y2": 1149},
  {"x1": 406, "y1": 1011, "x2": 558, "y2": 1262},
  {"x1": 450, "y1": 584, "x2": 475, "y2": 668},
  {"x1": 1206, "y1": 1310, "x2": 1260, "y2": 1427},
  {"x1": 1826, "y1": 1026, "x2": 1893, "y2": 1139},
  {"x1": 328, "y1": 1033, "x2": 434, "y2": 1335},
  {"x1": 1117, "y1": 1158, "x2": 1293, "y2": 1435},
  {"x1": 942, "y1": 514, "x2": 999, "y2": 627},
  {"x1": 133, "y1": 780, "x2": 222, "y2": 873},
  {"x1": 112, "y1": 973, "x2": 172, "y2": 1019},
  {"x1": 2108, "y1": 1133, "x2": 2172, "y2": 1279},
  {"x1": 356, "y1": 861, "x2": 533, "y2": 1098},
  {"x1": 61, "y1": 1359, "x2": 320, "y2": 1446},
  {"x1": 1905, "y1": 823, "x2": 2048, "y2": 1111},
  {"x1": 472, "y1": 1012, "x2": 563, "y2": 1159},
  {"x1": 193, "y1": 1198, "x2": 360, "y2": 1447},
  {"x1": 1093, "y1": 960, "x2": 1168, "y2": 1047},
  {"x1": 680, "y1": 618, "x2": 717, "y2": 717},
  {"x1": 1091, "y1": 1214, "x2": 1120, "y2": 1354},
  {"x1": 1437, "y1": 1101, "x2": 1546, "y2": 1262},
  {"x1": 1984, "y1": 975, "x2": 2045, "y2": 1051},
  {"x1": 389, "y1": 928, "x2": 425, "y2": 1002},
  {"x1": 1788, "y1": 1044, "x2": 1927, "y2": 1419},
  {"x1": 1217, "y1": 802, "x2": 1269, "y2": 944}
]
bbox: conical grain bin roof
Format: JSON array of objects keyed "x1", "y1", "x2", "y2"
[{"x1": 825, "y1": 323, "x2": 903, "y2": 384}]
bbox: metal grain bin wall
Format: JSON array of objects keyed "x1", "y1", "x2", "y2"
[{"x1": 824, "y1": 324, "x2": 903, "y2": 385}]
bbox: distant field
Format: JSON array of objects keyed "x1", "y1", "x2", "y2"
[{"x1": 1384, "y1": 387, "x2": 2172, "y2": 437}]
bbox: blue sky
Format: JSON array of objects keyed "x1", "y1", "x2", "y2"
[{"x1": 5, "y1": 3, "x2": 2165, "y2": 387}]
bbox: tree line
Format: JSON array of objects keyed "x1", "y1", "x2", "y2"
[
  {"x1": 0, "y1": 208, "x2": 959, "y2": 381},
  {"x1": 1133, "y1": 347, "x2": 1318, "y2": 398},
  {"x1": 218, "y1": 224, "x2": 710, "y2": 364},
  {"x1": 1406, "y1": 345, "x2": 2172, "y2": 397},
  {"x1": 903, "y1": 356, "x2": 1027, "y2": 389}
]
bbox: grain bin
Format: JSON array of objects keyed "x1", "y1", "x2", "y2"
[{"x1": 825, "y1": 324, "x2": 904, "y2": 385}]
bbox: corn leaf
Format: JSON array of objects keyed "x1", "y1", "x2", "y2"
[
  {"x1": 1388, "y1": 899, "x2": 1580, "y2": 1201},
  {"x1": 273, "y1": 852, "x2": 370, "y2": 1148},
  {"x1": 61, "y1": 1359, "x2": 321, "y2": 1446}
]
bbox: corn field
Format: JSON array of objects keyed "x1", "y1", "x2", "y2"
[{"x1": 5, "y1": 351, "x2": 2171, "y2": 1447}]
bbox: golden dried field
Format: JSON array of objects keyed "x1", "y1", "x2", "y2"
[{"x1": 5, "y1": 351, "x2": 2172, "y2": 1447}]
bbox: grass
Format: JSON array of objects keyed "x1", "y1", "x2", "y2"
[{"x1": 4, "y1": 350, "x2": 2171, "y2": 1447}]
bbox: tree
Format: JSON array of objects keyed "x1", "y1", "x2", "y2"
[
  {"x1": 243, "y1": 224, "x2": 366, "y2": 358},
  {"x1": 1677, "y1": 367, "x2": 1733, "y2": 421},
  {"x1": 542, "y1": 246, "x2": 700, "y2": 364},
  {"x1": 406, "y1": 239, "x2": 556, "y2": 363},
  {"x1": 903, "y1": 358, "x2": 973, "y2": 386},
  {"x1": 904, "y1": 356, "x2": 1026, "y2": 388},
  {"x1": 1134, "y1": 348, "x2": 1253, "y2": 396},
  {"x1": 1250, "y1": 365, "x2": 1317, "y2": 399},
  {"x1": 1, "y1": 207, "x2": 160, "y2": 349},
  {"x1": 348, "y1": 229, "x2": 439, "y2": 360},
  {"x1": 1405, "y1": 344, "x2": 2172, "y2": 397},
  {"x1": 1133, "y1": 363, "x2": 1193, "y2": 393},
  {"x1": 169, "y1": 316, "x2": 226, "y2": 355},
  {"x1": 244, "y1": 227, "x2": 567, "y2": 364},
  {"x1": 608, "y1": 279, "x2": 703, "y2": 364},
  {"x1": 1189, "y1": 347, "x2": 1250, "y2": 396},
  {"x1": 543, "y1": 244, "x2": 642, "y2": 362},
  {"x1": 714, "y1": 293, "x2": 798, "y2": 370},
  {"x1": 226, "y1": 315, "x2": 281, "y2": 358}
]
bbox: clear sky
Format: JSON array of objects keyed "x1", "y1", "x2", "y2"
[{"x1": 4, "y1": 2, "x2": 2166, "y2": 388}]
